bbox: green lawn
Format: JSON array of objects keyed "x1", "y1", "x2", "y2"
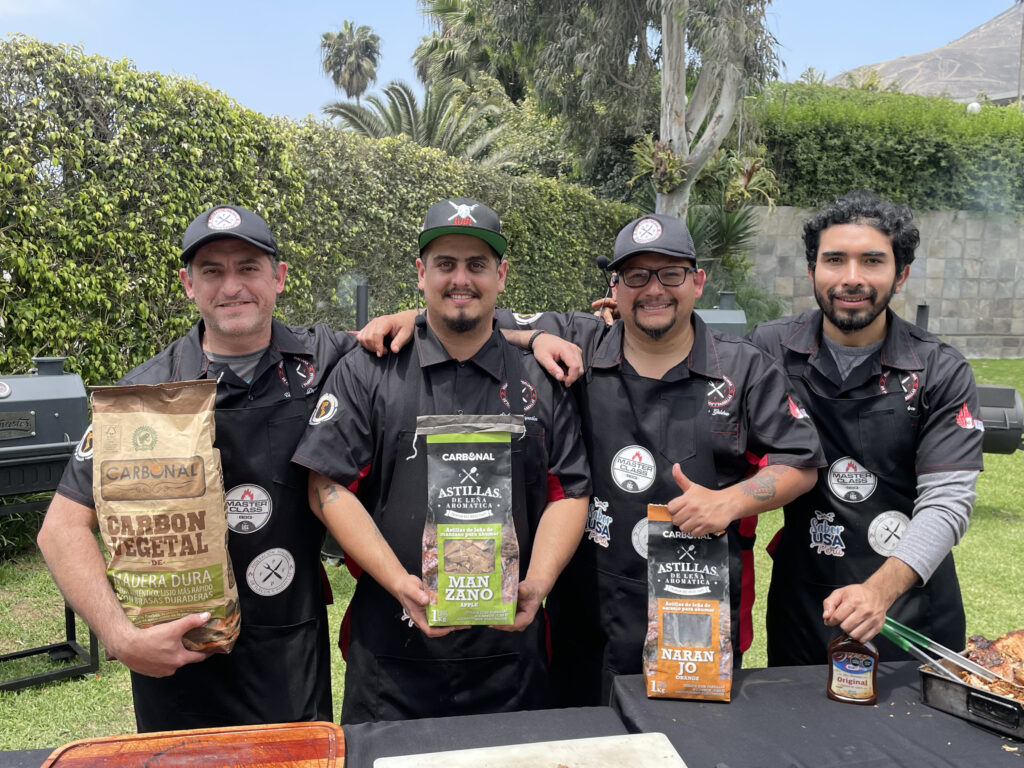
[{"x1": 2, "y1": 359, "x2": 1022, "y2": 750}]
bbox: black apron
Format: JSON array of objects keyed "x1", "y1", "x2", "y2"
[
  {"x1": 547, "y1": 362, "x2": 740, "y2": 706},
  {"x1": 132, "y1": 360, "x2": 332, "y2": 731},
  {"x1": 767, "y1": 356, "x2": 964, "y2": 666},
  {"x1": 340, "y1": 343, "x2": 550, "y2": 724}
]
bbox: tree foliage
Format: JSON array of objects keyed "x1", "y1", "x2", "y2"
[
  {"x1": 320, "y1": 21, "x2": 381, "y2": 104},
  {"x1": 483, "y1": 0, "x2": 779, "y2": 214},
  {"x1": 761, "y1": 83, "x2": 1024, "y2": 213},
  {"x1": 1, "y1": 37, "x2": 634, "y2": 382},
  {"x1": 323, "y1": 79, "x2": 509, "y2": 167}
]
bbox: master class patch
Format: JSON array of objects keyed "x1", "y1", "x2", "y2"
[
  {"x1": 707, "y1": 375, "x2": 736, "y2": 408},
  {"x1": 826, "y1": 456, "x2": 876, "y2": 502},
  {"x1": 310, "y1": 393, "x2": 339, "y2": 425},
  {"x1": 611, "y1": 444, "x2": 656, "y2": 494},
  {"x1": 632, "y1": 217, "x2": 663, "y2": 244},
  {"x1": 207, "y1": 207, "x2": 242, "y2": 231},
  {"x1": 226, "y1": 484, "x2": 272, "y2": 534}
]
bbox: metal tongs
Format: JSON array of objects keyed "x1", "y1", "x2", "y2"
[{"x1": 879, "y1": 615, "x2": 1013, "y2": 686}]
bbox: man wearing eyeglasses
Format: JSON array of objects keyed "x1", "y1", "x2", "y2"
[{"x1": 487, "y1": 213, "x2": 824, "y2": 704}]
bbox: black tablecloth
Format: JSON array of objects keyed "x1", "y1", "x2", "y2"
[
  {"x1": 0, "y1": 749, "x2": 50, "y2": 768},
  {"x1": 611, "y1": 662, "x2": 1023, "y2": 768},
  {"x1": 342, "y1": 705, "x2": 628, "y2": 768}
]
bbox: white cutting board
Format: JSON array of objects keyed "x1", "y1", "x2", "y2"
[{"x1": 373, "y1": 732, "x2": 687, "y2": 768}]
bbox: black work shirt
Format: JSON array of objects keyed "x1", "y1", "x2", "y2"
[
  {"x1": 292, "y1": 316, "x2": 590, "y2": 541},
  {"x1": 747, "y1": 309, "x2": 984, "y2": 477},
  {"x1": 58, "y1": 319, "x2": 357, "y2": 506}
]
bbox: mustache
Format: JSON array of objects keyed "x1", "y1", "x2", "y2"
[
  {"x1": 443, "y1": 287, "x2": 481, "y2": 299},
  {"x1": 828, "y1": 287, "x2": 878, "y2": 302}
]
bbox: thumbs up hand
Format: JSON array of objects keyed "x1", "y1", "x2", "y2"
[{"x1": 667, "y1": 463, "x2": 732, "y2": 536}]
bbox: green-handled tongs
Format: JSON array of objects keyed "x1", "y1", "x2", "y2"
[{"x1": 879, "y1": 615, "x2": 1013, "y2": 686}]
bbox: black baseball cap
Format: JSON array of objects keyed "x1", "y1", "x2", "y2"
[
  {"x1": 181, "y1": 205, "x2": 278, "y2": 264},
  {"x1": 418, "y1": 197, "x2": 508, "y2": 258},
  {"x1": 607, "y1": 213, "x2": 697, "y2": 270}
]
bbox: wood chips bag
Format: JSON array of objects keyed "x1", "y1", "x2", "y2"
[
  {"x1": 643, "y1": 504, "x2": 732, "y2": 701},
  {"x1": 91, "y1": 380, "x2": 240, "y2": 653}
]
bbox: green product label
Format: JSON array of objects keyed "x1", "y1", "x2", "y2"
[
  {"x1": 108, "y1": 564, "x2": 224, "y2": 612},
  {"x1": 430, "y1": 522, "x2": 514, "y2": 625}
]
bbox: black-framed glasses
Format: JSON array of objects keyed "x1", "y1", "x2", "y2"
[{"x1": 619, "y1": 265, "x2": 697, "y2": 288}]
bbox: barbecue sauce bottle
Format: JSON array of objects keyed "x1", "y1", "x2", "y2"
[{"x1": 826, "y1": 634, "x2": 878, "y2": 705}]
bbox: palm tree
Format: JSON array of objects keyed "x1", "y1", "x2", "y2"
[
  {"x1": 324, "y1": 80, "x2": 510, "y2": 167},
  {"x1": 414, "y1": 0, "x2": 529, "y2": 102},
  {"x1": 320, "y1": 21, "x2": 381, "y2": 104}
]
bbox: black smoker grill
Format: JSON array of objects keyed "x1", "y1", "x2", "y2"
[{"x1": 0, "y1": 357, "x2": 98, "y2": 691}]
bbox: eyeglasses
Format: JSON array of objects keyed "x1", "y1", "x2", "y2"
[{"x1": 619, "y1": 265, "x2": 697, "y2": 288}]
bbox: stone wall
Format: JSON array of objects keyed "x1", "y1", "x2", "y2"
[{"x1": 751, "y1": 206, "x2": 1024, "y2": 359}]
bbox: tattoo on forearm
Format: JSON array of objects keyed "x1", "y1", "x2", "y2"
[
  {"x1": 741, "y1": 465, "x2": 787, "y2": 502},
  {"x1": 316, "y1": 483, "x2": 342, "y2": 509}
]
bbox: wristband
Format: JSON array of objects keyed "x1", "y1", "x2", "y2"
[{"x1": 527, "y1": 329, "x2": 547, "y2": 352}]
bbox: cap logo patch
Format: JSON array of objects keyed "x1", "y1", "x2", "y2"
[
  {"x1": 632, "y1": 217, "x2": 663, "y2": 244},
  {"x1": 448, "y1": 200, "x2": 478, "y2": 226},
  {"x1": 207, "y1": 207, "x2": 242, "y2": 231}
]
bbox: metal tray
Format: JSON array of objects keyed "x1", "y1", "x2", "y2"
[{"x1": 918, "y1": 664, "x2": 1024, "y2": 741}]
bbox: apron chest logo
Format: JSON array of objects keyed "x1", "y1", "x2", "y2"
[
  {"x1": 809, "y1": 510, "x2": 846, "y2": 557},
  {"x1": 826, "y1": 456, "x2": 877, "y2": 502},
  {"x1": 245, "y1": 547, "x2": 296, "y2": 597},
  {"x1": 585, "y1": 496, "x2": 612, "y2": 547},
  {"x1": 611, "y1": 444, "x2": 656, "y2": 493},
  {"x1": 226, "y1": 484, "x2": 273, "y2": 533},
  {"x1": 867, "y1": 510, "x2": 910, "y2": 556}
]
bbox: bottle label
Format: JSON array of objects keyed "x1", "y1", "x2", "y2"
[{"x1": 830, "y1": 652, "x2": 875, "y2": 700}]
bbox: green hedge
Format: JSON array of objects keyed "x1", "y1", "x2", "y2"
[
  {"x1": 0, "y1": 37, "x2": 633, "y2": 383},
  {"x1": 761, "y1": 83, "x2": 1024, "y2": 213}
]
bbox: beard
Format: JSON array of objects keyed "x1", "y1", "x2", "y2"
[
  {"x1": 443, "y1": 313, "x2": 482, "y2": 334},
  {"x1": 630, "y1": 299, "x2": 678, "y2": 340},
  {"x1": 814, "y1": 278, "x2": 896, "y2": 333}
]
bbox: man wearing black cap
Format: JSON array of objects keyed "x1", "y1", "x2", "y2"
[
  {"x1": 38, "y1": 205, "x2": 403, "y2": 730},
  {"x1": 292, "y1": 197, "x2": 591, "y2": 723},
  {"x1": 480, "y1": 213, "x2": 824, "y2": 704}
]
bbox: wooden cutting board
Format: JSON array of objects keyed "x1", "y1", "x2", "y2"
[
  {"x1": 41, "y1": 721, "x2": 344, "y2": 767},
  {"x1": 373, "y1": 732, "x2": 686, "y2": 768}
]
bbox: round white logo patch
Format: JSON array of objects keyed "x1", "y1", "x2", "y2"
[
  {"x1": 827, "y1": 457, "x2": 877, "y2": 502},
  {"x1": 226, "y1": 484, "x2": 272, "y2": 533},
  {"x1": 246, "y1": 548, "x2": 295, "y2": 597},
  {"x1": 512, "y1": 312, "x2": 543, "y2": 325},
  {"x1": 74, "y1": 426, "x2": 94, "y2": 461},
  {"x1": 632, "y1": 217, "x2": 663, "y2": 244},
  {"x1": 611, "y1": 445, "x2": 656, "y2": 494},
  {"x1": 707, "y1": 375, "x2": 736, "y2": 408},
  {"x1": 310, "y1": 393, "x2": 338, "y2": 425},
  {"x1": 867, "y1": 511, "x2": 910, "y2": 556},
  {"x1": 631, "y1": 517, "x2": 649, "y2": 559},
  {"x1": 207, "y1": 207, "x2": 242, "y2": 230}
]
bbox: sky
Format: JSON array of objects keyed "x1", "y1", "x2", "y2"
[{"x1": 1, "y1": 0, "x2": 1017, "y2": 120}]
